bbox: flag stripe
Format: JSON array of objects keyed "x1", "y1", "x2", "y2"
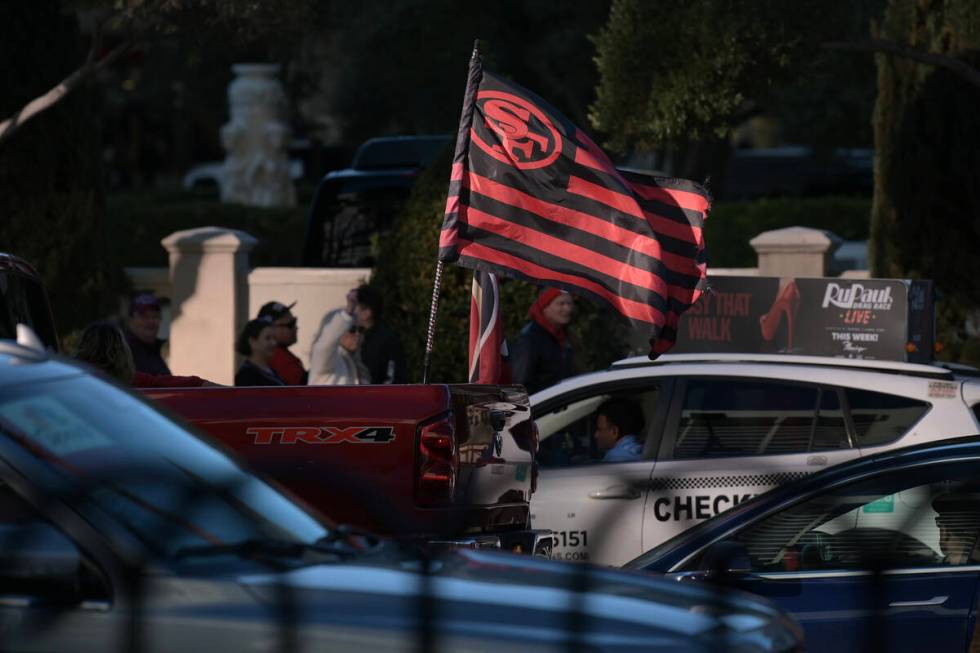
[
  {"x1": 571, "y1": 165, "x2": 707, "y2": 231},
  {"x1": 464, "y1": 170, "x2": 703, "y2": 277},
  {"x1": 455, "y1": 242, "x2": 671, "y2": 326},
  {"x1": 460, "y1": 207, "x2": 678, "y2": 301},
  {"x1": 465, "y1": 144, "x2": 705, "y2": 241},
  {"x1": 459, "y1": 239, "x2": 700, "y2": 335},
  {"x1": 468, "y1": 270, "x2": 503, "y2": 383},
  {"x1": 463, "y1": 190, "x2": 703, "y2": 289},
  {"x1": 571, "y1": 131, "x2": 710, "y2": 214},
  {"x1": 452, "y1": 227, "x2": 699, "y2": 314},
  {"x1": 566, "y1": 175, "x2": 704, "y2": 245}
]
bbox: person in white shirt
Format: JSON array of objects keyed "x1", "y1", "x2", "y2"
[{"x1": 308, "y1": 289, "x2": 369, "y2": 385}]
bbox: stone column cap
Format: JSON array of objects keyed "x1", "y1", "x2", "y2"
[
  {"x1": 750, "y1": 226, "x2": 842, "y2": 254},
  {"x1": 162, "y1": 227, "x2": 258, "y2": 255}
]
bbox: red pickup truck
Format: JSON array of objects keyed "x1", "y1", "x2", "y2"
[
  {"x1": 2, "y1": 252, "x2": 549, "y2": 555},
  {"x1": 146, "y1": 384, "x2": 546, "y2": 552}
]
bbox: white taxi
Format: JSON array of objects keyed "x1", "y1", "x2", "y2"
[{"x1": 529, "y1": 353, "x2": 980, "y2": 566}]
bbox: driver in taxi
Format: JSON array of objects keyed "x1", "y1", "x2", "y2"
[{"x1": 594, "y1": 398, "x2": 645, "y2": 463}]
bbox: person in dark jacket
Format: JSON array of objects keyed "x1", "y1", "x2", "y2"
[
  {"x1": 124, "y1": 292, "x2": 171, "y2": 375},
  {"x1": 353, "y1": 285, "x2": 405, "y2": 384},
  {"x1": 235, "y1": 318, "x2": 286, "y2": 386},
  {"x1": 509, "y1": 288, "x2": 576, "y2": 394},
  {"x1": 75, "y1": 321, "x2": 211, "y2": 388}
]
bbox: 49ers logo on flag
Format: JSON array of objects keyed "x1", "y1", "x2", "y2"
[
  {"x1": 247, "y1": 426, "x2": 395, "y2": 446},
  {"x1": 471, "y1": 90, "x2": 561, "y2": 170}
]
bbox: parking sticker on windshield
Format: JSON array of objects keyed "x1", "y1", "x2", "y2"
[
  {"x1": 0, "y1": 396, "x2": 112, "y2": 455},
  {"x1": 863, "y1": 494, "x2": 895, "y2": 513},
  {"x1": 928, "y1": 381, "x2": 958, "y2": 399}
]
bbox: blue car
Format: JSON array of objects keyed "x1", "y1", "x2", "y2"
[{"x1": 627, "y1": 436, "x2": 980, "y2": 653}]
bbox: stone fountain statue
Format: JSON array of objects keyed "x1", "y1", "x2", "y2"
[{"x1": 220, "y1": 64, "x2": 296, "y2": 207}]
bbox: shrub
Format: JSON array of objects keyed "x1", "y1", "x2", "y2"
[
  {"x1": 105, "y1": 189, "x2": 309, "y2": 267},
  {"x1": 706, "y1": 195, "x2": 871, "y2": 268}
]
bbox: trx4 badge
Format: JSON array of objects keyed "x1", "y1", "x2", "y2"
[{"x1": 247, "y1": 426, "x2": 395, "y2": 445}]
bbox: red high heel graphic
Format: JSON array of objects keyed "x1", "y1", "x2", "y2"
[{"x1": 760, "y1": 280, "x2": 800, "y2": 350}]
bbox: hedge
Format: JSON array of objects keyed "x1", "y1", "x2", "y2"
[
  {"x1": 105, "y1": 188, "x2": 311, "y2": 268},
  {"x1": 706, "y1": 195, "x2": 872, "y2": 268}
]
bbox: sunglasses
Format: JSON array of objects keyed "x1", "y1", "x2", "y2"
[{"x1": 275, "y1": 319, "x2": 298, "y2": 329}]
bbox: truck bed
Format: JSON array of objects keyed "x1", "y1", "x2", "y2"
[{"x1": 145, "y1": 384, "x2": 535, "y2": 541}]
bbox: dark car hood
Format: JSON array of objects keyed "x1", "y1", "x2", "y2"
[{"x1": 237, "y1": 548, "x2": 801, "y2": 652}]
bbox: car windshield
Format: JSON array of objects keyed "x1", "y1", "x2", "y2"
[{"x1": 0, "y1": 372, "x2": 328, "y2": 559}]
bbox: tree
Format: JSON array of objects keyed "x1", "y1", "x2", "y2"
[
  {"x1": 0, "y1": 0, "x2": 315, "y2": 146},
  {"x1": 295, "y1": 0, "x2": 610, "y2": 147},
  {"x1": 0, "y1": 1, "x2": 123, "y2": 336},
  {"x1": 869, "y1": 0, "x2": 980, "y2": 364},
  {"x1": 0, "y1": 0, "x2": 316, "y2": 338},
  {"x1": 591, "y1": 0, "x2": 980, "y2": 363}
]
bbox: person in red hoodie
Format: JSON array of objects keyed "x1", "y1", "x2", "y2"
[
  {"x1": 256, "y1": 300, "x2": 307, "y2": 385},
  {"x1": 74, "y1": 322, "x2": 212, "y2": 388},
  {"x1": 509, "y1": 288, "x2": 577, "y2": 395}
]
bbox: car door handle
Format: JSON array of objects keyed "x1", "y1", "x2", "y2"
[
  {"x1": 588, "y1": 486, "x2": 641, "y2": 500},
  {"x1": 889, "y1": 595, "x2": 948, "y2": 607}
]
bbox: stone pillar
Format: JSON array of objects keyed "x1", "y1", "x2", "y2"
[
  {"x1": 219, "y1": 63, "x2": 296, "y2": 207},
  {"x1": 750, "y1": 226, "x2": 841, "y2": 278},
  {"x1": 162, "y1": 227, "x2": 257, "y2": 385}
]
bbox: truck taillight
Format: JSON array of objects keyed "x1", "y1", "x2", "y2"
[{"x1": 416, "y1": 414, "x2": 457, "y2": 506}]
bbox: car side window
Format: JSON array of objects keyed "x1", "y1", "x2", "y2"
[
  {"x1": 671, "y1": 379, "x2": 848, "y2": 459},
  {"x1": 0, "y1": 484, "x2": 109, "y2": 606},
  {"x1": 846, "y1": 388, "x2": 930, "y2": 447},
  {"x1": 716, "y1": 468, "x2": 980, "y2": 572},
  {"x1": 536, "y1": 388, "x2": 658, "y2": 467}
]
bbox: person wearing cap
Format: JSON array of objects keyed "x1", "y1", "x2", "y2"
[
  {"x1": 509, "y1": 288, "x2": 577, "y2": 395},
  {"x1": 308, "y1": 288, "x2": 369, "y2": 385},
  {"x1": 124, "y1": 292, "x2": 172, "y2": 376},
  {"x1": 257, "y1": 300, "x2": 307, "y2": 385}
]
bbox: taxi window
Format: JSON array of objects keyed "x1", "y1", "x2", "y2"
[
  {"x1": 845, "y1": 389, "x2": 929, "y2": 447},
  {"x1": 672, "y1": 379, "x2": 848, "y2": 458},
  {"x1": 536, "y1": 388, "x2": 658, "y2": 467}
]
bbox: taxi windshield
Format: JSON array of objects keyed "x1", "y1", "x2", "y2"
[{"x1": 0, "y1": 372, "x2": 328, "y2": 558}]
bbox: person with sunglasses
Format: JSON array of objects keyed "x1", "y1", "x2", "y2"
[{"x1": 256, "y1": 300, "x2": 307, "y2": 385}]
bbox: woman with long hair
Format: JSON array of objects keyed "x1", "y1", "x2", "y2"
[
  {"x1": 235, "y1": 318, "x2": 285, "y2": 386},
  {"x1": 74, "y1": 321, "x2": 209, "y2": 388}
]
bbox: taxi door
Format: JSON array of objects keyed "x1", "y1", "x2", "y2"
[
  {"x1": 641, "y1": 376, "x2": 862, "y2": 551},
  {"x1": 531, "y1": 384, "x2": 669, "y2": 566}
]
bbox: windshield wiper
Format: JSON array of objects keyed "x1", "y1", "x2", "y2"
[{"x1": 174, "y1": 537, "x2": 360, "y2": 561}]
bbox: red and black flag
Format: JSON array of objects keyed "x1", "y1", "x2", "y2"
[
  {"x1": 468, "y1": 270, "x2": 506, "y2": 383},
  {"x1": 440, "y1": 47, "x2": 711, "y2": 358}
]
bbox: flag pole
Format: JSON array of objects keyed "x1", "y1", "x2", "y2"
[
  {"x1": 421, "y1": 260, "x2": 445, "y2": 384},
  {"x1": 422, "y1": 39, "x2": 482, "y2": 384}
]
